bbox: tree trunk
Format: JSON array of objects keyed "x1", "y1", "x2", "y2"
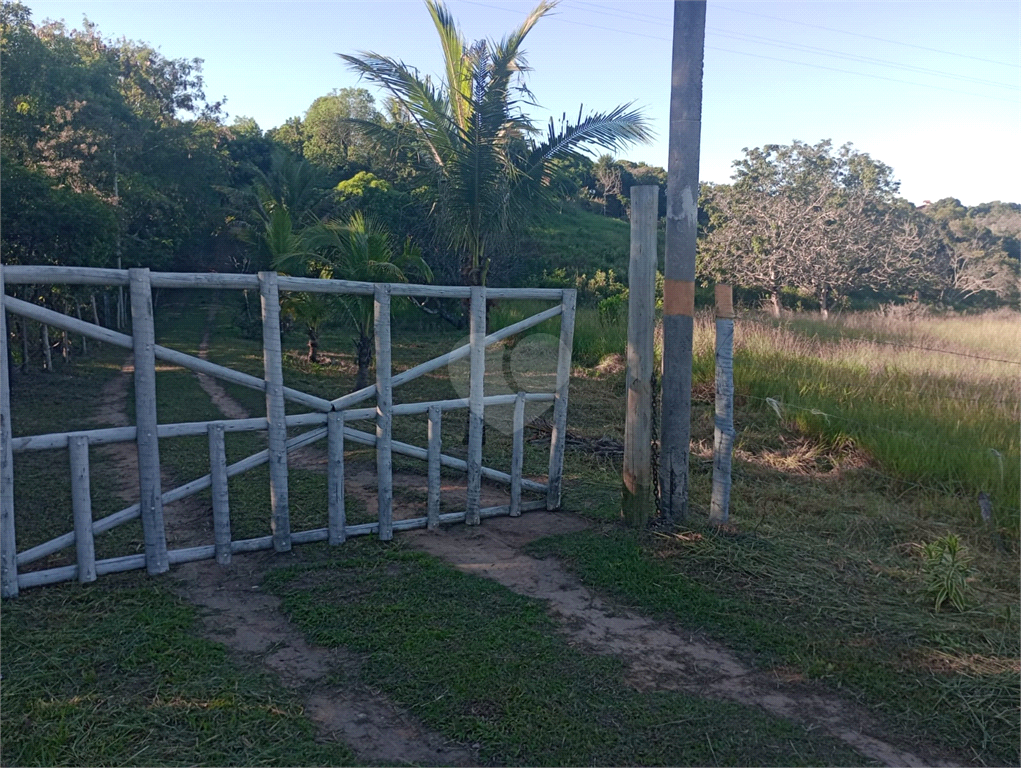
[
  {"x1": 354, "y1": 334, "x2": 373, "y2": 390},
  {"x1": 306, "y1": 326, "x2": 320, "y2": 364},
  {"x1": 818, "y1": 286, "x2": 829, "y2": 320},
  {"x1": 20, "y1": 317, "x2": 29, "y2": 373},
  {"x1": 41, "y1": 324, "x2": 52, "y2": 372}
]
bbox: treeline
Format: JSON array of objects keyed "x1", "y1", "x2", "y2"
[{"x1": 2, "y1": 1, "x2": 1017, "y2": 318}]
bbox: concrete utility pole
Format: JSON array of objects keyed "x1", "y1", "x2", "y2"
[{"x1": 660, "y1": 0, "x2": 706, "y2": 521}]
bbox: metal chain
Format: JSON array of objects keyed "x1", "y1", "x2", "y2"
[{"x1": 650, "y1": 366, "x2": 662, "y2": 515}]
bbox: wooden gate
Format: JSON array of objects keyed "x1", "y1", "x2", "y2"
[{"x1": 0, "y1": 266, "x2": 576, "y2": 597}]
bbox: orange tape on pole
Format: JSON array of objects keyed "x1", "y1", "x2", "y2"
[
  {"x1": 663, "y1": 279, "x2": 695, "y2": 317},
  {"x1": 715, "y1": 284, "x2": 734, "y2": 319}
]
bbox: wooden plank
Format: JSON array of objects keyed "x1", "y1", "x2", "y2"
[
  {"x1": 16, "y1": 425, "x2": 328, "y2": 567},
  {"x1": 2, "y1": 265, "x2": 129, "y2": 285},
  {"x1": 260, "y1": 271, "x2": 291, "y2": 552},
  {"x1": 427, "y1": 405, "x2": 441, "y2": 530},
  {"x1": 208, "y1": 424, "x2": 232, "y2": 565},
  {"x1": 710, "y1": 287, "x2": 735, "y2": 525},
  {"x1": 547, "y1": 289, "x2": 577, "y2": 510},
  {"x1": 327, "y1": 410, "x2": 346, "y2": 545},
  {"x1": 623, "y1": 185, "x2": 659, "y2": 527},
  {"x1": 341, "y1": 392, "x2": 554, "y2": 422},
  {"x1": 11, "y1": 395, "x2": 559, "y2": 453},
  {"x1": 466, "y1": 285, "x2": 486, "y2": 526},
  {"x1": 0, "y1": 266, "x2": 19, "y2": 597},
  {"x1": 231, "y1": 536, "x2": 275, "y2": 554},
  {"x1": 374, "y1": 285, "x2": 394, "y2": 541},
  {"x1": 167, "y1": 545, "x2": 217, "y2": 565},
  {"x1": 510, "y1": 392, "x2": 526, "y2": 517},
  {"x1": 292, "y1": 528, "x2": 330, "y2": 545},
  {"x1": 69, "y1": 435, "x2": 97, "y2": 583},
  {"x1": 94, "y1": 553, "x2": 147, "y2": 575},
  {"x1": 129, "y1": 268, "x2": 169, "y2": 575},
  {"x1": 341, "y1": 425, "x2": 547, "y2": 493},
  {"x1": 3, "y1": 295, "x2": 333, "y2": 412},
  {"x1": 149, "y1": 272, "x2": 260, "y2": 289},
  {"x1": 278, "y1": 276, "x2": 566, "y2": 301},
  {"x1": 12, "y1": 412, "x2": 327, "y2": 453},
  {"x1": 18, "y1": 565, "x2": 77, "y2": 589},
  {"x1": 329, "y1": 303, "x2": 563, "y2": 412}
]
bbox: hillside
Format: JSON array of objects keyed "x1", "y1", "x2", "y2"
[{"x1": 518, "y1": 203, "x2": 660, "y2": 282}]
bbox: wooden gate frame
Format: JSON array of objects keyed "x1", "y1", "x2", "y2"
[{"x1": 0, "y1": 266, "x2": 577, "y2": 597}]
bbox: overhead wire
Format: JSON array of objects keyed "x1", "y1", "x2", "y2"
[
  {"x1": 712, "y1": 3, "x2": 1020, "y2": 69},
  {"x1": 566, "y1": 0, "x2": 1019, "y2": 89},
  {"x1": 568, "y1": 0, "x2": 1019, "y2": 71},
  {"x1": 458, "y1": 0, "x2": 1020, "y2": 105}
]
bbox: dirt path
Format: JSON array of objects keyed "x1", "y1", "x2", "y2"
[
  {"x1": 176, "y1": 554, "x2": 476, "y2": 766},
  {"x1": 94, "y1": 308, "x2": 957, "y2": 767},
  {"x1": 93, "y1": 358, "x2": 211, "y2": 549},
  {"x1": 93, "y1": 330, "x2": 475, "y2": 766},
  {"x1": 409, "y1": 515, "x2": 957, "y2": 768}
]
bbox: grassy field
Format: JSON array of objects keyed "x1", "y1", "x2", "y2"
[{"x1": 2, "y1": 288, "x2": 1019, "y2": 766}]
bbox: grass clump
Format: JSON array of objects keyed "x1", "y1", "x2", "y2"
[{"x1": 922, "y1": 533, "x2": 973, "y2": 613}]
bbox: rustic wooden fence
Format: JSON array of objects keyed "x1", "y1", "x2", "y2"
[{"x1": 0, "y1": 266, "x2": 577, "y2": 597}]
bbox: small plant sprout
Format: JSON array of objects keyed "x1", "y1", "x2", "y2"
[{"x1": 922, "y1": 533, "x2": 973, "y2": 613}]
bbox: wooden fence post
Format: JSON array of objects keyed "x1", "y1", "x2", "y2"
[
  {"x1": 466, "y1": 285, "x2": 486, "y2": 525},
  {"x1": 69, "y1": 435, "x2": 96, "y2": 583},
  {"x1": 259, "y1": 271, "x2": 291, "y2": 552},
  {"x1": 0, "y1": 265, "x2": 19, "y2": 597},
  {"x1": 129, "y1": 268, "x2": 169, "y2": 574},
  {"x1": 710, "y1": 285, "x2": 735, "y2": 525},
  {"x1": 208, "y1": 424, "x2": 232, "y2": 565},
  {"x1": 327, "y1": 410, "x2": 346, "y2": 545},
  {"x1": 623, "y1": 185, "x2": 659, "y2": 527},
  {"x1": 547, "y1": 289, "x2": 576, "y2": 510},
  {"x1": 374, "y1": 285, "x2": 394, "y2": 541},
  {"x1": 511, "y1": 391, "x2": 526, "y2": 517},
  {"x1": 427, "y1": 405, "x2": 441, "y2": 530}
]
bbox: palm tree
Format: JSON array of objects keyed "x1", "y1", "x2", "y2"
[
  {"x1": 308, "y1": 213, "x2": 432, "y2": 387},
  {"x1": 339, "y1": 0, "x2": 652, "y2": 286}
]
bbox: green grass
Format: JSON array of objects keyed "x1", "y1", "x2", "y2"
[
  {"x1": 527, "y1": 527, "x2": 1019, "y2": 766},
  {"x1": 1, "y1": 582, "x2": 357, "y2": 767},
  {"x1": 6, "y1": 289, "x2": 1019, "y2": 766},
  {"x1": 264, "y1": 539, "x2": 871, "y2": 767},
  {"x1": 520, "y1": 202, "x2": 644, "y2": 280},
  {"x1": 9, "y1": 346, "x2": 144, "y2": 566},
  {"x1": 727, "y1": 313, "x2": 1020, "y2": 526}
]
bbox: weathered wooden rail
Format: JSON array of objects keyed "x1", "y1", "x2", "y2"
[{"x1": 0, "y1": 266, "x2": 577, "y2": 597}]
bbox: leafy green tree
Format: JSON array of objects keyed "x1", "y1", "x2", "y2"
[
  {"x1": 306, "y1": 214, "x2": 432, "y2": 387},
  {"x1": 1, "y1": 2, "x2": 231, "y2": 271},
  {"x1": 302, "y1": 88, "x2": 379, "y2": 170},
  {"x1": 921, "y1": 198, "x2": 1019, "y2": 305},
  {"x1": 339, "y1": 0, "x2": 651, "y2": 286}
]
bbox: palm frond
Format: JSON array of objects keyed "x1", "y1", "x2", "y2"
[
  {"x1": 426, "y1": 0, "x2": 474, "y2": 132},
  {"x1": 338, "y1": 51, "x2": 456, "y2": 168}
]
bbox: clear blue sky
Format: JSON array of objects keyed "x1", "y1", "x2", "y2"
[{"x1": 25, "y1": 0, "x2": 1021, "y2": 206}]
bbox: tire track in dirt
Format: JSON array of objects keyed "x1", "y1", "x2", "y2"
[
  {"x1": 409, "y1": 515, "x2": 962, "y2": 768},
  {"x1": 171, "y1": 305, "x2": 475, "y2": 765}
]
